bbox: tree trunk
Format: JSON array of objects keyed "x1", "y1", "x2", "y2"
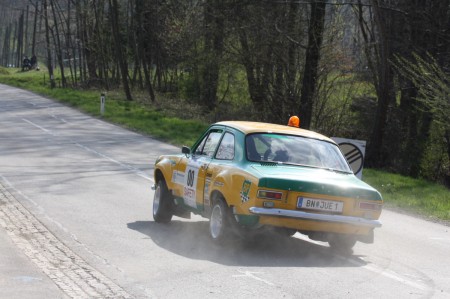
[
  {"x1": 17, "y1": 13, "x2": 24, "y2": 68},
  {"x1": 25, "y1": 5, "x2": 29, "y2": 56},
  {"x1": 299, "y1": 0, "x2": 327, "y2": 129},
  {"x1": 75, "y1": 0, "x2": 87, "y2": 82},
  {"x1": 286, "y1": 1, "x2": 299, "y2": 111},
  {"x1": 65, "y1": 0, "x2": 75, "y2": 85},
  {"x1": 366, "y1": 0, "x2": 394, "y2": 167},
  {"x1": 50, "y1": 0, "x2": 67, "y2": 87},
  {"x1": 445, "y1": 130, "x2": 450, "y2": 186},
  {"x1": 201, "y1": 1, "x2": 224, "y2": 111},
  {"x1": 11, "y1": 22, "x2": 17, "y2": 67},
  {"x1": 109, "y1": 0, "x2": 133, "y2": 101},
  {"x1": 31, "y1": 0, "x2": 39, "y2": 57},
  {"x1": 239, "y1": 30, "x2": 264, "y2": 110},
  {"x1": 43, "y1": 0, "x2": 55, "y2": 88},
  {"x1": 135, "y1": 0, "x2": 155, "y2": 102},
  {"x1": 2, "y1": 25, "x2": 11, "y2": 66}
]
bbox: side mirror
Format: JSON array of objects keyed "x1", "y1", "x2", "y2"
[{"x1": 182, "y1": 146, "x2": 191, "y2": 156}]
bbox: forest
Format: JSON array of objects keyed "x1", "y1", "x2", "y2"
[{"x1": 0, "y1": 0, "x2": 449, "y2": 186}]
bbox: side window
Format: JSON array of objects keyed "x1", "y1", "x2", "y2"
[
  {"x1": 194, "y1": 137, "x2": 207, "y2": 155},
  {"x1": 246, "y1": 135, "x2": 262, "y2": 161},
  {"x1": 216, "y1": 132, "x2": 235, "y2": 160},
  {"x1": 193, "y1": 130, "x2": 223, "y2": 157}
]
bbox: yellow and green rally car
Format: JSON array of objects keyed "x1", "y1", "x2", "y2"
[{"x1": 153, "y1": 121, "x2": 382, "y2": 251}]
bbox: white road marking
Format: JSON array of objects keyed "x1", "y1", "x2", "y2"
[
  {"x1": 360, "y1": 262, "x2": 430, "y2": 291},
  {"x1": 429, "y1": 237, "x2": 448, "y2": 242},
  {"x1": 75, "y1": 143, "x2": 153, "y2": 182},
  {"x1": 233, "y1": 270, "x2": 274, "y2": 286},
  {"x1": 22, "y1": 118, "x2": 153, "y2": 182},
  {"x1": 13, "y1": 276, "x2": 43, "y2": 282},
  {"x1": 50, "y1": 114, "x2": 67, "y2": 123},
  {"x1": 23, "y1": 118, "x2": 52, "y2": 134},
  {"x1": 294, "y1": 233, "x2": 431, "y2": 291}
]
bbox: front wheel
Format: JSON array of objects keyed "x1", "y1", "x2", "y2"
[{"x1": 153, "y1": 179, "x2": 174, "y2": 223}]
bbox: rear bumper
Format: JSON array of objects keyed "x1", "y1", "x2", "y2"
[{"x1": 249, "y1": 207, "x2": 382, "y2": 228}]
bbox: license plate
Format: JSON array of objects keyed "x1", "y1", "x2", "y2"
[{"x1": 297, "y1": 197, "x2": 343, "y2": 213}]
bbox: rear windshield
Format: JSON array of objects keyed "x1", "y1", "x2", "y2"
[{"x1": 246, "y1": 133, "x2": 352, "y2": 173}]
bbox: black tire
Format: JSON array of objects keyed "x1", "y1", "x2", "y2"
[
  {"x1": 328, "y1": 234, "x2": 357, "y2": 253},
  {"x1": 209, "y1": 197, "x2": 233, "y2": 243},
  {"x1": 263, "y1": 227, "x2": 297, "y2": 237},
  {"x1": 153, "y1": 179, "x2": 174, "y2": 223}
]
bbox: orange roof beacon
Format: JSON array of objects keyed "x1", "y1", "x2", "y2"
[{"x1": 288, "y1": 115, "x2": 300, "y2": 128}]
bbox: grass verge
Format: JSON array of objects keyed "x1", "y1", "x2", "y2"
[{"x1": 363, "y1": 169, "x2": 450, "y2": 223}]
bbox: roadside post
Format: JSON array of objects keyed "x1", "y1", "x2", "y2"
[
  {"x1": 332, "y1": 137, "x2": 366, "y2": 179},
  {"x1": 100, "y1": 93, "x2": 105, "y2": 116}
]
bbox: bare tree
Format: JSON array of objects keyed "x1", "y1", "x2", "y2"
[
  {"x1": 299, "y1": 0, "x2": 328, "y2": 129},
  {"x1": 109, "y1": 0, "x2": 132, "y2": 101},
  {"x1": 43, "y1": 0, "x2": 55, "y2": 88},
  {"x1": 50, "y1": 0, "x2": 66, "y2": 87}
]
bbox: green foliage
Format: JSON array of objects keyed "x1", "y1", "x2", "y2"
[
  {"x1": 176, "y1": 63, "x2": 252, "y2": 121},
  {"x1": 313, "y1": 72, "x2": 376, "y2": 137},
  {"x1": 177, "y1": 71, "x2": 201, "y2": 103},
  {"x1": 363, "y1": 168, "x2": 450, "y2": 221},
  {"x1": 217, "y1": 63, "x2": 250, "y2": 105},
  {"x1": 392, "y1": 53, "x2": 450, "y2": 183},
  {"x1": 0, "y1": 67, "x2": 10, "y2": 75},
  {"x1": 420, "y1": 122, "x2": 450, "y2": 183},
  {"x1": 394, "y1": 53, "x2": 450, "y2": 132}
]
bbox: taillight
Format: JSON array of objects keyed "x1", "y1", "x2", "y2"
[
  {"x1": 359, "y1": 202, "x2": 382, "y2": 211},
  {"x1": 258, "y1": 190, "x2": 283, "y2": 200}
]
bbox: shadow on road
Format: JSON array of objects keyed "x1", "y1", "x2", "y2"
[{"x1": 127, "y1": 219, "x2": 367, "y2": 268}]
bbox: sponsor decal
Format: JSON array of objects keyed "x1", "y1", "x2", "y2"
[
  {"x1": 204, "y1": 178, "x2": 211, "y2": 206},
  {"x1": 240, "y1": 180, "x2": 251, "y2": 203},
  {"x1": 183, "y1": 162, "x2": 200, "y2": 208},
  {"x1": 172, "y1": 170, "x2": 185, "y2": 184},
  {"x1": 213, "y1": 181, "x2": 224, "y2": 187}
]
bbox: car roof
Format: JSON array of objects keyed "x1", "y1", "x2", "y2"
[{"x1": 215, "y1": 121, "x2": 335, "y2": 143}]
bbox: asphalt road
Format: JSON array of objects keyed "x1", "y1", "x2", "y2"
[{"x1": 0, "y1": 83, "x2": 449, "y2": 299}]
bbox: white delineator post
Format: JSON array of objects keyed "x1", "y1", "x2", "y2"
[{"x1": 100, "y1": 93, "x2": 105, "y2": 115}]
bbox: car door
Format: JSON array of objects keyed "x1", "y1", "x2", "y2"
[
  {"x1": 203, "y1": 131, "x2": 236, "y2": 208},
  {"x1": 177, "y1": 128, "x2": 223, "y2": 210}
]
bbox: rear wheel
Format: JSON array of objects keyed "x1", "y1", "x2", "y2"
[
  {"x1": 153, "y1": 179, "x2": 174, "y2": 223},
  {"x1": 209, "y1": 198, "x2": 233, "y2": 243},
  {"x1": 328, "y1": 235, "x2": 357, "y2": 253}
]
